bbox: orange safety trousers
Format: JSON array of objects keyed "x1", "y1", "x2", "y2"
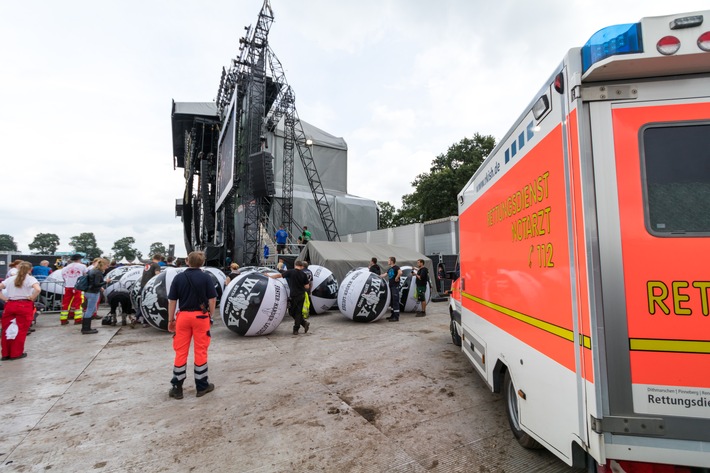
[{"x1": 171, "y1": 311, "x2": 211, "y2": 390}]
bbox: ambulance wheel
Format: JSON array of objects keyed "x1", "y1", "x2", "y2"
[
  {"x1": 504, "y1": 370, "x2": 542, "y2": 449},
  {"x1": 450, "y1": 319, "x2": 462, "y2": 347}
]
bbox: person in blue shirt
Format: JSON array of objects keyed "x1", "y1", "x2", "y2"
[
  {"x1": 31, "y1": 260, "x2": 52, "y2": 282},
  {"x1": 274, "y1": 225, "x2": 288, "y2": 254}
]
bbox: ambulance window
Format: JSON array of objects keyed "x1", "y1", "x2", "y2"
[{"x1": 642, "y1": 123, "x2": 710, "y2": 235}]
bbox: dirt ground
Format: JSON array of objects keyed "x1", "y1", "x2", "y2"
[{"x1": 0, "y1": 300, "x2": 583, "y2": 472}]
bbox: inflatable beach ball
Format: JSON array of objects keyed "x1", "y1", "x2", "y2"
[
  {"x1": 399, "y1": 274, "x2": 432, "y2": 313},
  {"x1": 105, "y1": 266, "x2": 143, "y2": 300},
  {"x1": 140, "y1": 268, "x2": 187, "y2": 331},
  {"x1": 308, "y1": 265, "x2": 338, "y2": 314},
  {"x1": 202, "y1": 267, "x2": 226, "y2": 305},
  {"x1": 338, "y1": 270, "x2": 390, "y2": 323},
  {"x1": 220, "y1": 272, "x2": 288, "y2": 336},
  {"x1": 40, "y1": 268, "x2": 65, "y2": 295}
]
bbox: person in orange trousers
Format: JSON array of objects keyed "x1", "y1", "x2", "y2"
[{"x1": 166, "y1": 251, "x2": 217, "y2": 400}]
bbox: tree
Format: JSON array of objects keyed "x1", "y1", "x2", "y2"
[
  {"x1": 69, "y1": 233, "x2": 102, "y2": 259},
  {"x1": 376, "y1": 202, "x2": 397, "y2": 229},
  {"x1": 29, "y1": 233, "x2": 60, "y2": 254},
  {"x1": 400, "y1": 133, "x2": 496, "y2": 222},
  {"x1": 0, "y1": 234, "x2": 18, "y2": 251},
  {"x1": 112, "y1": 237, "x2": 142, "y2": 261},
  {"x1": 149, "y1": 242, "x2": 167, "y2": 257}
]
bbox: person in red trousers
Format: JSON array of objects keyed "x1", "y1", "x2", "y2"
[
  {"x1": 1, "y1": 262, "x2": 40, "y2": 360},
  {"x1": 60, "y1": 254, "x2": 87, "y2": 325},
  {"x1": 166, "y1": 251, "x2": 217, "y2": 400}
]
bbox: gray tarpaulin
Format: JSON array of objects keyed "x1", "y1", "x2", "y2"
[{"x1": 296, "y1": 241, "x2": 435, "y2": 288}]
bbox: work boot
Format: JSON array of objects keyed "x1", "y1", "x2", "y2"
[
  {"x1": 388, "y1": 316, "x2": 399, "y2": 322},
  {"x1": 121, "y1": 314, "x2": 127, "y2": 326},
  {"x1": 293, "y1": 326, "x2": 299, "y2": 335},
  {"x1": 302, "y1": 320, "x2": 310, "y2": 334},
  {"x1": 196, "y1": 383, "x2": 215, "y2": 398},
  {"x1": 74, "y1": 318, "x2": 83, "y2": 325},
  {"x1": 168, "y1": 384, "x2": 184, "y2": 400},
  {"x1": 81, "y1": 317, "x2": 98, "y2": 334},
  {"x1": 60, "y1": 319, "x2": 69, "y2": 326}
]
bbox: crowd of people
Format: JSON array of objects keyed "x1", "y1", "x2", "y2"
[{"x1": 2, "y1": 246, "x2": 443, "y2": 403}]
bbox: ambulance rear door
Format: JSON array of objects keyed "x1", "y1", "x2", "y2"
[{"x1": 588, "y1": 73, "x2": 710, "y2": 465}]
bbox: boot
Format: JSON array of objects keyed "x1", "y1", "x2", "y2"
[
  {"x1": 81, "y1": 317, "x2": 98, "y2": 334},
  {"x1": 168, "y1": 383, "x2": 184, "y2": 400},
  {"x1": 102, "y1": 314, "x2": 115, "y2": 326}
]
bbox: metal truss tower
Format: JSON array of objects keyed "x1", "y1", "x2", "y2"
[{"x1": 213, "y1": 0, "x2": 339, "y2": 265}]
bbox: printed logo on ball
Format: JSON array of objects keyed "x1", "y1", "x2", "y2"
[
  {"x1": 224, "y1": 275, "x2": 267, "y2": 332},
  {"x1": 354, "y1": 276, "x2": 387, "y2": 320},
  {"x1": 141, "y1": 276, "x2": 166, "y2": 327}
]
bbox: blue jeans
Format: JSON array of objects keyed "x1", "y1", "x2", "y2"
[{"x1": 84, "y1": 292, "x2": 101, "y2": 319}]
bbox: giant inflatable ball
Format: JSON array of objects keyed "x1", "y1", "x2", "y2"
[
  {"x1": 220, "y1": 272, "x2": 288, "y2": 336},
  {"x1": 338, "y1": 270, "x2": 390, "y2": 323},
  {"x1": 140, "y1": 268, "x2": 187, "y2": 330},
  {"x1": 308, "y1": 265, "x2": 338, "y2": 314},
  {"x1": 40, "y1": 268, "x2": 65, "y2": 295},
  {"x1": 105, "y1": 265, "x2": 137, "y2": 282},
  {"x1": 201, "y1": 267, "x2": 226, "y2": 306},
  {"x1": 399, "y1": 273, "x2": 432, "y2": 312},
  {"x1": 105, "y1": 266, "x2": 143, "y2": 300}
]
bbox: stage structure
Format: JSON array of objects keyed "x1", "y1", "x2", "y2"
[{"x1": 171, "y1": 0, "x2": 377, "y2": 266}]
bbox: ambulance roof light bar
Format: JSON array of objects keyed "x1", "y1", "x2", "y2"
[{"x1": 581, "y1": 22, "x2": 643, "y2": 73}]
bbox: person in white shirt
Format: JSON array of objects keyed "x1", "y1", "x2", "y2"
[
  {"x1": 0, "y1": 262, "x2": 40, "y2": 360},
  {"x1": 60, "y1": 254, "x2": 88, "y2": 325}
]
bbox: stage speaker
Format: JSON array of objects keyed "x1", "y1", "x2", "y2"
[{"x1": 248, "y1": 151, "x2": 275, "y2": 198}]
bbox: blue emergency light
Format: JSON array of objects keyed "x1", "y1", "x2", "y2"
[{"x1": 581, "y1": 22, "x2": 644, "y2": 73}]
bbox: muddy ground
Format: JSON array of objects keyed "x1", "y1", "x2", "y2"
[{"x1": 0, "y1": 300, "x2": 583, "y2": 472}]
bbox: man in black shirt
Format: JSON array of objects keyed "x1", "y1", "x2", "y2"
[
  {"x1": 368, "y1": 257, "x2": 381, "y2": 275},
  {"x1": 414, "y1": 259, "x2": 429, "y2": 317},
  {"x1": 166, "y1": 251, "x2": 217, "y2": 400},
  {"x1": 269, "y1": 260, "x2": 311, "y2": 335}
]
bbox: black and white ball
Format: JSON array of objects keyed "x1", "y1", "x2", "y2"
[
  {"x1": 337, "y1": 270, "x2": 390, "y2": 323},
  {"x1": 220, "y1": 272, "x2": 288, "y2": 336},
  {"x1": 140, "y1": 268, "x2": 187, "y2": 331},
  {"x1": 104, "y1": 266, "x2": 143, "y2": 300},
  {"x1": 105, "y1": 265, "x2": 137, "y2": 282},
  {"x1": 308, "y1": 265, "x2": 338, "y2": 314},
  {"x1": 399, "y1": 273, "x2": 432, "y2": 312},
  {"x1": 201, "y1": 267, "x2": 226, "y2": 305}
]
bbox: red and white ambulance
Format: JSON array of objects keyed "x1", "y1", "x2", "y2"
[{"x1": 449, "y1": 10, "x2": 710, "y2": 472}]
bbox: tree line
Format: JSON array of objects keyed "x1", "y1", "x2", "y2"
[
  {"x1": 0, "y1": 232, "x2": 170, "y2": 261},
  {"x1": 377, "y1": 132, "x2": 496, "y2": 228}
]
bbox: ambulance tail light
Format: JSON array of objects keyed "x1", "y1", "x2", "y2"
[
  {"x1": 596, "y1": 460, "x2": 692, "y2": 473},
  {"x1": 581, "y1": 22, "x2": 643, "y2": 73},
  {"x1": 656, "y1": 36, "x2": 681, "y2": 55},
  {"x1": 698, "y1": 31, "x2": 710, "y2": 51}
]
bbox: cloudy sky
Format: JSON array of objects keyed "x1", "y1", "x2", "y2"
[{"x1": 1, "y1": 0, "x2": 707, "y2": 256}]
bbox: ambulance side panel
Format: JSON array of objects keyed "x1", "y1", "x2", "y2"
[{"x1": 457, "y1": 70, "x2": 589, "y2": 465}]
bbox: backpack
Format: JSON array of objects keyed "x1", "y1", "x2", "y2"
[{"x1": 75, "y1": 274, "x2": 91, "y2": 292}]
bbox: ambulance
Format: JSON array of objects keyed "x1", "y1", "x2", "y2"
[{"x1": 449, "y1": 11, "x2": 710, "y2": 472}]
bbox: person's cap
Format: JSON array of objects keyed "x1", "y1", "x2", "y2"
[{"x1": 70, "y1": 254, "x2": 83, "y2": 261}]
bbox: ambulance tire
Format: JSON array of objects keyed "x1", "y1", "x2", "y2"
[
  {"x1": 503, "y1": 370, "x2": 542, "y2": 449},
  {"x1": 450, "y1": 319, "x2": 462, "y2": 347}
]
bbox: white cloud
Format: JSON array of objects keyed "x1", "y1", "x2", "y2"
[{"x1": 1, "y1": 0, "x2": 708, "y2": 255}]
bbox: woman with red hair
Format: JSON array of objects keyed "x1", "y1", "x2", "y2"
[{"x1": 0, "y1": 262, "x2": 40, "y2": 360}]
